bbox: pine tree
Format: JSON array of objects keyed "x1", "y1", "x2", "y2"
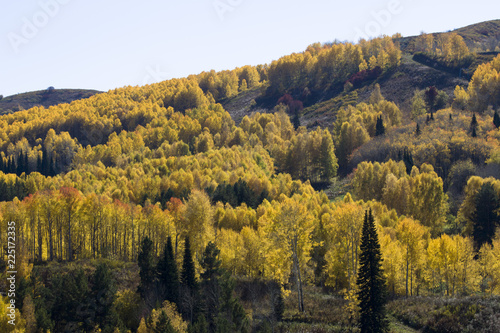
[
  {"x1": 155, "y1": 310, "x2": 176, "y2": 333},
  {"x1": 189, "y1": 314, "x2": 208, "y2": 333},
  {"x1": 200, "y1": 241, "x2": 222, "y2": 331},
  {"x1": 375, "y1": 116, "x2": 385, "y2": 136},
  {"x1": 470, "y1": 113, "x2": 478, "y2": 137},
  {"x1": 200, "y1": 241, "x2": 221, "y2": 281},
  {"x1": 271, "y1": 281, "x2": 284, "y2": 322},
  {"x1": 415, "y1": 123, "x2": 421, "y2": 136},
  {"x1": 158, "y1": 236, "x2": 179, "y2": 305},
  {"x1": 403, "y1": 148, "x2": 414, "y2": 175},
  {"x1": 494, "y1": 110, "x2": 500, "y2": 128},
  {"x1": 356, "y1": 209, "x2": 388, "y2": 333},
  {"x1": 36, "y1": 154, "x2": 42, "y2": 173},
  {"x1": 472, "y1": 182, "x2": 500, "y2": 251},
  {"x1": 24, "y1": 152, "x2": 29, "y2": 174},
  {"x1": 181, "y1": 237, "x2": 197, "y2": 290},
  {"x1": 293, "y1": 109, "x2": 301, "y2": 130},
  {"x1": 138, "y1": 237, "x2": 156, "y2": 299},
  {"x1": 92, "y1": 263, "x2": 117, "y2": 330}
]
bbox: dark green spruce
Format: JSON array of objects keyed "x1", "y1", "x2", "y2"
[
  {"x1": 472, "y1": 182, "x2": 500, "y2": 251},
  {"x1": 137, "y1": 236, "x2": 156, "y2": 299},
  {"x1": 356, "y1": 209, "x2": 388, "y2": 333},
  {"x1": 157, "y1": 236, "x2": 179, "y2": 305}
]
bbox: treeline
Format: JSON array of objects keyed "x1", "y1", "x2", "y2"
[
  {"x1": 411, "y1": 32, "x2": 474, "y2": 69},
  {"x1": 266, "y1": 36, "x2": 401, "y2": 97}
]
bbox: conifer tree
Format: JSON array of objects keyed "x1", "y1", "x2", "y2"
[
  {"x1": 472, "y1": 126, "x2": 477, "y2": 138},
  {"x1": 180, "y1": 236, "x2": 198, "y2": 323},
  {"x1": 155, "y1": 310, "x2": 176, "y2": 333},
  {"x1": 200, "y1": 241, "x2": 221, "y2": 281},
  {"x1": 158, "y1": 236, "x2": 179, "y2": 305},
  {"x1": 494, "y1": 110, "x2": 500, "y2": 128},
  {"x1": 356, "y1": 209, "x2": 388, "y2": 333},
  {"x1": 24, "y1": 151, "x2": 29, "y2": 174},
  {"x1": 472, "y1": 182, "x2": 500, "y2": 251},
  {"x1": 181, "y1": 237, "x2": 197, "y2": 290},
  {"x1": 403, "y1": 148, "x2": 414, "y2": 175},
  {"x1": 470, "y1": 113, "x2": 478, "y2": 137},
  {"x1": 293, "y1": 110, "x2": 301, "y2": 130},
  {"x1": 375, "y1": 116, "x2": 385, "y2": 136},
  {"x1": 92, "y1": 263, "x2": 117, "y2": 330},
  {"x1": 138, "y1": 237, "x2": 156, "y2": 299},
  {"x1": 36, "y1": 154, "x2": 42, "y2": 173},
  {"x1": 415, "y1": 123, "x2": 421, "y2": 136}
]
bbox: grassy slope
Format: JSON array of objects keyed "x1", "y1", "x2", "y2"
[{"x1": 0, "y1": 88, "x2": 102, "y2": 114}]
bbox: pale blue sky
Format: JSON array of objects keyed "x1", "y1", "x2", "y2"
[{"x1": 1, "y1": 0, "x2": 499, "y2": 97}]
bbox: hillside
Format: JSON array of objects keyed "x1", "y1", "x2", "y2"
[
  {"x1": 1, "y1": 20, "x2": 500, "y2": 333},
  {"x1": 398, "y1": 19, "x2": 500, "y2": 53},
  {"x1": 223, "y1": 49, "x2": 469, "y2": 130},
  {"x1": 0, "y1": 88, "x2": 101, "y2": 114}
]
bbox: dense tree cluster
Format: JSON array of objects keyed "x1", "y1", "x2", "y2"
[
  {"x1": 3, "y1": 30, "x2": 500, "y2": 333},
  {"x1": 266, "y1": 36, "x2": 400, "y2": 96},
  {"x1": 412, "y1": 32, "x2": 474, "y2": 69}
]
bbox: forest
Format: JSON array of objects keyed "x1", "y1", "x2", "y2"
[{"x1": 1, "y1": 21, "x2": 500, "y2": 332}]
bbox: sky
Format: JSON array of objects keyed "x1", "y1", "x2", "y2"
[{"x1": 1, "y1": 0, "x2": 499, "y2": 97}]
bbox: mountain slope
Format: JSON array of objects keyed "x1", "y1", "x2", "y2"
[{"x1": 0, "y1": 88, "x2": 102, "y2": 114}]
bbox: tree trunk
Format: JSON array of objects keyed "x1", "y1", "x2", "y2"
[
  {"x1": 68, "y1": 210, "x2": 72, "y2": 261},
  {"x1": 48, "y1": 211, "x2": 53, "y2": 261},
  {"x1": 292, "y1": 238, "x2": 304, "y2": 312},
  {"x1": 405, "y1": 244, "x2": 409, "y2": 298},
  {"x1": 37, "y1": 213, "x2": 42, "y2": 262}
]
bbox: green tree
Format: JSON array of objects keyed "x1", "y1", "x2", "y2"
[
  {"x1": 138, "y1": 237, "x2": 156, "y2": 300},
  {"x1": 181, "y1": 237, "x2": 197, "y2": 290},
  {"x1": 155, "y1": 310, "x2": 176, "y2": 333},
  {"x1": 92, "y1": 262, "x2": 118, "y2": 331},
  {"x1": 494, "y1": 110, "x2": 500, "y2": 128},
  {"x1": 470, "y1": 113, "x2": 478, "y2": 137},
  {"x1": 356, "y1": 210, "x2": 388, "y2": 333},
  {"x1": 472, "y1": 182, "x2": 500, "y2": 251},
  {"x1": 180, "y1": 236, "x2": 199, "y2": 323},
  {"x1": 375, "y1": 116, "x2": 385, "y2": 136},
  {"x1": 158, "y1": 236, "x2": 180, "y2": 305}
]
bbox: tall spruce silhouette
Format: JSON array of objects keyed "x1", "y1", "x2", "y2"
[
  {"x1": 157, "y1": 236, "x2": 179, "y2": 305},
  {"x1": 472, "y1": 182, "x2": 500, "y2": 251},
  {"x1": 356, "y1": 209, "x2": 388, "y2": 333},
  {"x1": 494, "y1": 110, "x2": 500, "y2": 128},
  {"x1": 137, "y1": 236, "x2": 155, "y2": 299},
  {"x1": 181, "y1": 236, "x2": 197, "y2": 290}
]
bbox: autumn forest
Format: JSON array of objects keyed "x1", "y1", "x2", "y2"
[{"x1": 2, "y1": 20, "x2": 500, "y2": 333}]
